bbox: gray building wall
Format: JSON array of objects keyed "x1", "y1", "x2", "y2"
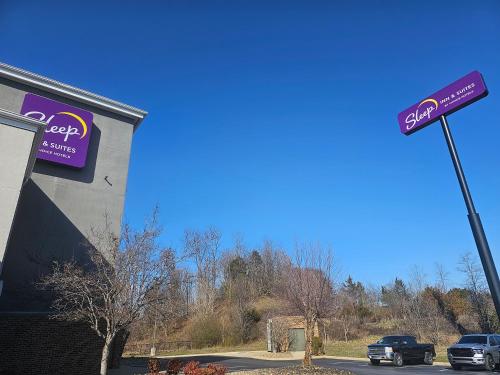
[
  {"x1": 0, "y1": 71, "x2": 142, "y2": 311},
  {"x1": 0, "y1": 63, "x2": 146, "y2": 375}
]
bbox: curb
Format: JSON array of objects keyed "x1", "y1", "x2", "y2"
[{"x1": 156, "y1": 352, "x2": 302, "y2": 361}]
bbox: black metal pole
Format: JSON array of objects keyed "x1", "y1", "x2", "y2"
[{"x1": 440, "y1": 115, "x2": 500, "y2": 320}]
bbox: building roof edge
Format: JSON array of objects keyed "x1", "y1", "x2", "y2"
[{"x1": 0, "y1": 62, "x2": 148, "y2": 129}]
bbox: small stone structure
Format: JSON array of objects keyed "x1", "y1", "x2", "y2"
[{"x1": 267, "y1": 316, "x2": 320, "y2": 352}]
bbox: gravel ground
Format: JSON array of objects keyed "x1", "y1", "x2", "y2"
[{"x1": 232, "y1": 365, "x2": 356, "y2": 375}]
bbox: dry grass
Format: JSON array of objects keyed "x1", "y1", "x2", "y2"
[
  {"x1": 323, "y1": 336, "x2": 378, "y2": 359},
  {"x1": 124, "y1": 339, "x2": 267, "y2": 357},
  {"x1": 251, "y1": 296, "x2": 286, "y2": 312}
]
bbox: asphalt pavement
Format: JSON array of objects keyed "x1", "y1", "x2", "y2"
[
  {"x1": 180, "y1": 356, "x2": 494, "y2": 374},
  {"x1": 113, "y1": 356, "x2": 494, "y2": 375},
  {"x1": 315, "y1": 359, "x2": 487, "y2": 375}
]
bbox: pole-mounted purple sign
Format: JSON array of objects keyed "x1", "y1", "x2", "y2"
[
  {"x1": 397, "y1": 71, "x2": 500, "y2": 324},
  {"x1": 398, "y1": 71, "x2": 488, "y2": 135},
  {"x1": 20, "y1": 93, "x2": 93, "y2": 168}
]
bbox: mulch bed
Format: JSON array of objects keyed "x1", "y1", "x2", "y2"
[{"x1": 232, "y1": 366, "x2": 356, "y2": 375}]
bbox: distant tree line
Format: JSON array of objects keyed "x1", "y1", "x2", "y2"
[
  {"x1": 128, "y1": 226, "x2": 499, "y2": 352},
  {"x1": 333, "y1": 254, "x2": 499, "y2": 344}
]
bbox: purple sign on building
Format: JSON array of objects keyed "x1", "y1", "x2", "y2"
[
  {"x1": 398, "y1": 71, "x2": 488, "y2": 135},
  {"x1": 20, "y1": 93, "x2": 93, "y2": 168}
]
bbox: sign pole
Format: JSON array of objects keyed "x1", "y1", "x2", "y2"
[{"x1": 439, "y1": 114, "x2": 500, "y2": 319}]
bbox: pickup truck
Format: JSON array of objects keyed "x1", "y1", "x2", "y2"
[
  {"x1": 367, "y1": 335, "x2": 435, "y2": 366},
  {"x1": 447, "y1": 334, "x2": 500, "y2": 371}
]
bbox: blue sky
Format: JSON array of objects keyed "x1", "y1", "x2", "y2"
[{"x1": 1, "y1": 0, "x2": 500, "y2": 288}]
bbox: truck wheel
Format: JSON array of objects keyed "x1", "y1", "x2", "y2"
[
  {"x1": 451, "y1": 364, "x2": 461, "y2": 370},
  {"x1": 485, "y1": 354, "x2": 495, "y2": 371},
  {"x1": 370, "y1": 359, "x2": 380, "y2": 365},
  {"x1": 423, "y1": 351, "x2": 433, "y2": 365},
  {"x1": 393, "y1": 352, "x2": 404, "y2": 367}
]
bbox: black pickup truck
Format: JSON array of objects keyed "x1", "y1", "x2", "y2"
[{"x1": 367, "y1": 335, "x2": 435, "y2": 366}]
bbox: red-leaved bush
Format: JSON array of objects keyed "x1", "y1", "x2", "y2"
[
  {"x1": 148, "y1": 358, "x2": 161, "y2": 375},
  {"x1": 183, "y1": 361, "x2": 227, "y2": 375},
  {"x1": 207, "y1": 363, "x2": 227, "y2": 375},
  {"x1": 167, "y1": 358, "x2": 184, "y2": 375},
  {"x1": 183, "y1": 361, "x2": 200, "y2": 375}
]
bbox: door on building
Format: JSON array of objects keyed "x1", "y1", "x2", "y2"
[{"x1": 288, "y1": 328, "x2": 305, "y2": 351}]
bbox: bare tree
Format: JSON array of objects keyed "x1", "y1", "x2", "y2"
[
  {"x1": 423, "y1": 289, "x2": 450, "y2": 344},
  {"x1": 270, "y1": 318, "x2": 291, "y2": 352},
  {"x1": 261, "y1": 241, "x2": 290, "y2": 296},
  {"x1": 427, "y1": 263, "x2": 468, "y2": 339},
  {"x1": 40, "y1": 212, "x2": 175, "y2": 375},
  {"x1": 404, "y1": 267, "x2": 427, "y2": 340},
  {"x1": 336, "y1": 293, "x2": 356, "y2": 342},
  {"x1": 435, "y1": 263, "x2": 449, "y2": 293},
  {"x1": 184, "y1": 228, "x2": 221, "y2": 316},
  {"x1": 459, "y1": 252, "x2": 498, "y2": 332},
  {"x1": 381, "y1": 278, "x2": 409, "y2": 330},
  {"x1": 149, "y1": 267, "x2": 188, "y2": 354},
  {"x1": 282, "y1": 243, "x2": 335, "y2": 366}
]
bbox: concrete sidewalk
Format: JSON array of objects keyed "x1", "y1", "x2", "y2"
[{"x1": 157, "y1": 350, "x2": 305, "y2": 361}]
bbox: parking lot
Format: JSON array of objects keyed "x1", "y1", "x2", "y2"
[
  {"x1": 113, "y1": 356, "x2": 496, "y2": 375},
  {"x1": 316, "y1": 359, "x2": 487, "y2": 375}
]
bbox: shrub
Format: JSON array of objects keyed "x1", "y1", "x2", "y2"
[
  {"x1": 183, "y1": 361, "x2": 227, "y2": 375},
  {"x1": 148, "y1": 358, "x2": 161, "y2": 375},
  {"x1": 223, "y1": 307, "x2": 262, "y2": 346},
  {"x1": 207, "y1": 363, "x2": 227, "y2": 375},
  {"x1": 189, "y1": 315, "x2": 222, "y2": 348},
  {"x1": 242, "y1": 308, "x2": 261, "y2": 342},
  {"x1": 167, "y1": 358, "x2": 184, "y2": 375},
  {"x1": 183, "y1": 361, "x2": 200, "y2": 375},
  {"x1": 243, "y1": 308, "x2": 261, "y2": 324},
  {"x1": 312, "y1": 336, "x2": 324, "y2": 355}
]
